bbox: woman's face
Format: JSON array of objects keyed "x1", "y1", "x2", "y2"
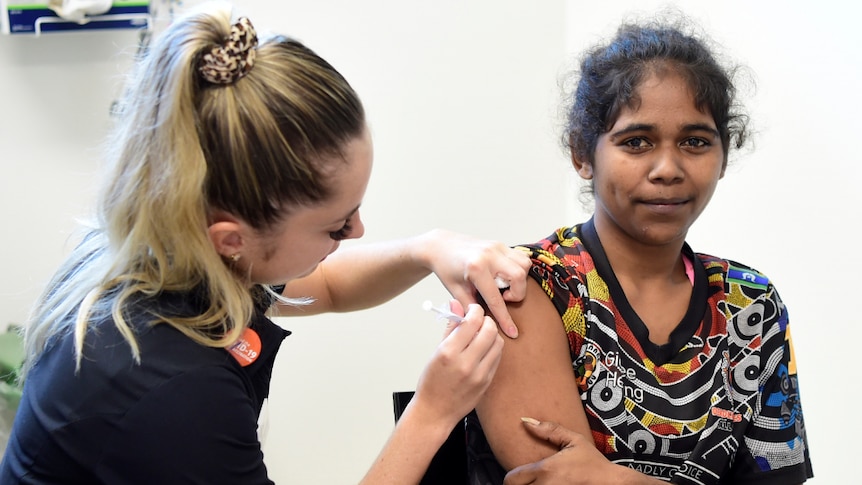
[
  {"x1": 243, "y1": 129, "x2": 373, "y2": 285},
  {"x1": 579, "y1": 71, "x2": 726, "y2": 249}
]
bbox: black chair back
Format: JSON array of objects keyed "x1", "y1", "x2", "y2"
[{"x1": 392, "y1": 391, "x2": 468, "y2": 485}]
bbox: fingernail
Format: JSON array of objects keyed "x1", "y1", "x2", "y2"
[
  {"x1": 508, "y1": 326, "x2": 519, "y2": 338},
  {"x1": 520, "y1": 417, "x2": 540, "y2": 426}
]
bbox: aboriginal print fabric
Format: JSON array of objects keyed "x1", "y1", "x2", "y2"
[{"x1": 466, "y1": 219, "x2": 812, "y2": 485}]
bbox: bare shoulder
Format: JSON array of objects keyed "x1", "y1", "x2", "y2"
[{"x1": 475, "y1": 278, "x2": 590, "y2": 470}]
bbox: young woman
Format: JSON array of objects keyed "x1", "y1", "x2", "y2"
[
  {"x1": 468, "y1": 19, "x2": 814, "y2": 485},
  {"x1": 0, "y1": 5, "x2": 530, "y2": 484}
]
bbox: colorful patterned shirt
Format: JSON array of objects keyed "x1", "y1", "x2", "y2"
[{"x1": 467, "y1": 219, "x2": 813, "y2": 485}]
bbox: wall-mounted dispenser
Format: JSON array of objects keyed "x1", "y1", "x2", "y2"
[{"x1": 2, "y1": 0, "x2": 150, "y2": 35}]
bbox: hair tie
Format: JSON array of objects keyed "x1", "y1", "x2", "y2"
[{"x1": 198, "y1": 17, "x2": 258, "y2": 85}]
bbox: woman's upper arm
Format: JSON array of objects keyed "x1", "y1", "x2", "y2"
[{"x1": 475, "y1": 278, "x2": 590, "y2": 471}]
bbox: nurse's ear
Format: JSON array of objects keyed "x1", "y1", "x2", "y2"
[{"x1": 208, "y1": 211, "x2": 246, "y2": 261}]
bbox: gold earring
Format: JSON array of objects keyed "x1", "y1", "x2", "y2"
[{"x1": 229, "y1": 253, "x2": 241, "y2": 262}]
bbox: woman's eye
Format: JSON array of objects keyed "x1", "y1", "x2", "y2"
[
  {"x1": 329, "y1": 221, "x2": 353, "y2": 241},
  {"x1": 681, "y1": 137, "x2": 709, "y2": 148},
  {"x1": 622, "y1": 137, "x2": 651, "y2": 150}
]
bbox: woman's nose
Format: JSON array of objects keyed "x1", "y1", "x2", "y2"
[
  {"x1": 648, "y1": 148, "x2": 684, "y2": 183},
  {"x1": 348, "y1": 214, "x2": 365, "y2": 240}
]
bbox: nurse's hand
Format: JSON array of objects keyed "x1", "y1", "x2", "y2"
[
  {"x1": 420, "y1": 229, "x2": 530, "y2": 338},
  {"x1": 410, "y1": 301, "x2": 504, "y2": 426}
]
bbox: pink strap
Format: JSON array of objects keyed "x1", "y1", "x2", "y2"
[{"x1": 682, "y1": 254, "x2": 695, "y2": 285}]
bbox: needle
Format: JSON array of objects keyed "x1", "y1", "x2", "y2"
[{"x1": 422, "y1": 300, "x2": 464, "y2": 324}]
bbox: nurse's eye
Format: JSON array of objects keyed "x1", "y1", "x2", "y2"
[
  {"x1": 329, "y1": 220, "x2": 353, "y2": 241},
  {"x1": 622, "y1": 137, "x2": 652, "y2": 151}
]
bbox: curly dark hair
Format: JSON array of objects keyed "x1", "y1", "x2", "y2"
[{"x1": 564, "y1": 19, "x2": 749, "y2": 167}]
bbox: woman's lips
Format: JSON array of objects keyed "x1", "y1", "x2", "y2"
[{"x1": 640, "y1": 198, "x2": 689, "y2": 214}]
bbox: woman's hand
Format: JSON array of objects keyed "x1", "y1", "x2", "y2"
[
  {"x1": 418, "y1": 229, "x2": 530, "y2": 338},
  {"x1": 504, "y1": 419, "x2": 664, "y2": 485},
  {"x1": 279, "y1": 229, "x2": 530, "y2": 336},
  {"x1": 409, "y1": 301, "x2": 504, "y2": 426},
  {"x1": 359, "y1": 301, "x2": 504, "y2": 485}
]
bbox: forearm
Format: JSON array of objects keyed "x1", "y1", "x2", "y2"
[
  {"x1": 280, "y1": 231, "x2": 440, "y2": 314},
  {"x1": 504, "y1": 417, "x2": 670, "y2": 485},
  {"x1": 359, "y1": 399, "x2": 454, "y2": 485},
  {"x1": 361, "y1": 307, "x2": 503, "y2": 484}
]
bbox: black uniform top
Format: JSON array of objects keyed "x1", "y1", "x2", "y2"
[{"x1": 0, "y1": 286, "x2": 290, "y2": 484}]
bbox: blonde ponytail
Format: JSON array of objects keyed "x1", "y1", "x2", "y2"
[{"x1": 23, "y1": 3, "x2": 365, "y2": 377}]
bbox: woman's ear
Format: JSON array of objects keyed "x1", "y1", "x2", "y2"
[
  {"x1": 208, "y1": 218, "x2": 245, "y2": 260},
  {"x1": 572, "y1": 152, "x2": 593, "y2": 180}
]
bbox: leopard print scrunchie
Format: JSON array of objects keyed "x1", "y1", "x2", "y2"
[{"x1": 198, "y1": 17, "x2": 258, "y2": 85}]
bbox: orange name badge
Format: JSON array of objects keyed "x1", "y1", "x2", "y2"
[{"x1": 229, "y1": 327, "x2": 262, "y2": 367}]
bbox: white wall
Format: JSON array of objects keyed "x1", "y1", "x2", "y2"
[
  {"x1": 0, "y1": 0, "x2": 854, "y2": 483},
  {"x1": 0, "y1": 29, "x2": 141, "y2": 330}
]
